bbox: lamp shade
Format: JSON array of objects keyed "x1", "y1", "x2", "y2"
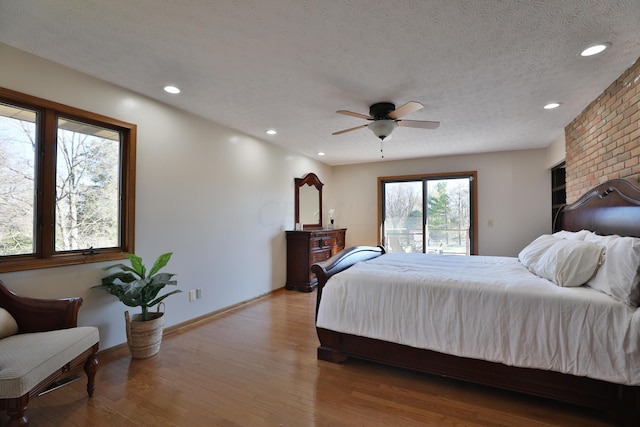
[{"x1": 368, "y1": 120, "x2": 397, "y2": 140}]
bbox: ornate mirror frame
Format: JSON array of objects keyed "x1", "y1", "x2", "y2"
[{"x1": 295, "y1": 173, "x2": 323, "y2": 229}]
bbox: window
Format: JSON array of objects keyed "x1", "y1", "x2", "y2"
[
  {"x1": 379, "y1": 172, "x2": 477, "y2": 255},
  {"x1": 0, "y1": 87, "x2": 136, "y2": 272}
]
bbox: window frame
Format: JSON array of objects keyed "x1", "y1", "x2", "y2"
[
  {"x1": 378, "y1": 171, "x2": 478, "y2": 255},
  {"x1": 0, "y1": 87, "x2": 136, "y2": 272}
]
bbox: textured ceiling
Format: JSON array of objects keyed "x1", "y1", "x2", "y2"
[{"x1": 1, "y1": 1, "x2": 639, "y2": 165}]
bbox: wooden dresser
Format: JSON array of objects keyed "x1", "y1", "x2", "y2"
[{"x1": 285, "y1": 228, "x2": 346, "y2": 292}]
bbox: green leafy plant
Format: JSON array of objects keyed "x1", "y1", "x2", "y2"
[{"x1": 93, "y1": 252, "x2": 181, "y2": 321}]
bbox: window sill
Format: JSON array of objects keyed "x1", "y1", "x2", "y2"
[{"x1": 0, "y1": 252, "x2": 128, "y2": 273}]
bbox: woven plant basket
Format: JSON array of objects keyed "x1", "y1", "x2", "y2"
[{"x1": 125, "y1": 305, "x2": 164, "y2": 359}]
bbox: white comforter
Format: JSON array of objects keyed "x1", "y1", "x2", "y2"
[{"x1": 316, "y1": 253, "x2": 640, "y2": 385}]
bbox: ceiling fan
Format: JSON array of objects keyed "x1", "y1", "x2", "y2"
[{"x1": 332, "y1": 101, "x2": 440, "y2": 140}]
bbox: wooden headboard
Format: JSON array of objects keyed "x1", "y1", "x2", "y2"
[{"x1": 558, "y1": 178, "x2": 640, "y2": 238}]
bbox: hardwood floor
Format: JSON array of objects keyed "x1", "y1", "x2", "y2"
[{"x1": 15, "y1": 289, "x2": 615, "y2": 426}]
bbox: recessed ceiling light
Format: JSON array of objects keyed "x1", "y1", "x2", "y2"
[
  {"x1": 317, "y1": 152, "x2": 325, "y2": 156},
  {"x1": 544, "y1": 103, "x2": 561, "y2": 110},
  {"x1": 266, "y1": 129, "x2": 277, "y2": 135},
  {"x1": 164, "y1": 86, "x2": 181, "y2": 94},
  {"x1": 580, "y1": 43, "x2": 610, "y2": 57}
]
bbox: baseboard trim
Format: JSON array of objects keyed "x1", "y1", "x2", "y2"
[
  {"x1": 97, "y1": 286, "x2": 287, "y2": 358},
  {"x1": 163, "y1": 286, "x2": 286, "y2": 336}
]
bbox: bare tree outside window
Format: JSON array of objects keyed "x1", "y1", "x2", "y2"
[
  {"x1": 55, "y1": 118, "x2": 121, "y2": 251},
  {"x1": 0, "y1": 103, "x2": 36, "y2": 256},
  {"x1": 384, "y1": 181, "x2": 421, "y2": 230}
]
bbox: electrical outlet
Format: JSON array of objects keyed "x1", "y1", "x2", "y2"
[
  {"x1": 196, "y1": 288, "x2": 202, "y2": 299},
  {"x1": 188, "y1": 289, "x2": 196, "y2": 302}
]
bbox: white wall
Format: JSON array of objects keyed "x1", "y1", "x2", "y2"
[
  {"x1": 546, "y1": 133, "x2": 566, "y2": 168},
  {"x1": 0, "y1": 43, "x2": 331, "y2": 349},
  {"x1": 332, "y1": 149, "x2": 551, "y2": 257}
]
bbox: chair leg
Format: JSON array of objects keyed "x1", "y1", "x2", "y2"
[
  {"x1": 6, "y1": 395, "x2": 29, "y2": 427},
  {"x1": 84, "y1": 350, "x2": 99, "y2": 398}
]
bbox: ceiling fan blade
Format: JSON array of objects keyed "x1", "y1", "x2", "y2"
[
  {"x1": 332, "y1": 124, "x2": 368, "y2": 135},
  {"x1": 336, "y1": 110, "x2": 373, "y2": 120},
  {"x1": 397, "y1": 119, "x2": 440, "y2": 129},
  {"x1": 388, "y1": 101, "x2": 424, "y2": 119}
]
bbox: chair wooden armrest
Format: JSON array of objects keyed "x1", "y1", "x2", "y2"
[{"x1": 0, "y1": 280, "x2": 82, "y2": 333}]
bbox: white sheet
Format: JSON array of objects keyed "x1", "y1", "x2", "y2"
[{"x1": 316, "y1": 253, "x2": 640, "y2": 385}]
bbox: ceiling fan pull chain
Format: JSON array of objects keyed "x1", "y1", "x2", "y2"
[{"x1": 380, "y1": 141, "x2": 384, "y2": 158}]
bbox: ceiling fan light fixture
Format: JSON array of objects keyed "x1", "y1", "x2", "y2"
[{"x1": 368, "y1": 120, "x2": 397, "y2": 140}]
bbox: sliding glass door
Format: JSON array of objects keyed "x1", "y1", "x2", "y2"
[{"x1": 379, "y1": 172, "x2": 477, "y2": 255}]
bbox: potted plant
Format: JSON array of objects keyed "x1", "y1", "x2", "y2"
[{"x1": 93, "y1": 252, "x2": 181, "y2": 358}]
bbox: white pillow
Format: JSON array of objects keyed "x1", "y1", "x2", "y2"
[
  {"x1": 519, "y1": 235, "x2": 605, "y2": 287},
  {"x1": 552, "y1": 229, "x2": 591, "y2": 241},
  {"x1": 518, "y1": 234, "x2": 557, "y2": 267},
  {"x1": 584, "y1": 233, "x2": 640, "y2": 306},
  {"x1": 0, "y1": 307, "x2": 19, "y2": 339}
]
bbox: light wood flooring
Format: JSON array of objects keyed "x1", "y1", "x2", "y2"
[{"x1": 14, "y1": 289, "x2": 616, "y2": 426}]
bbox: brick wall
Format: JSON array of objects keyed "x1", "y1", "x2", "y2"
[{"x1": 565, "y1": 57, "x2": 640, "y2": 203}]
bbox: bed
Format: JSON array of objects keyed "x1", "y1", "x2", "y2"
[{"x1": 311, "y1": 178, "x2": 640, "y2": 426}]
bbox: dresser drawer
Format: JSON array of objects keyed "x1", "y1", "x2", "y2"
[
  {"x1": 311, "y1": 236, "x2": 337, "y2": 249},
  {"x1": 310, "y1": 248, "x2": 332, "y2": 264}
]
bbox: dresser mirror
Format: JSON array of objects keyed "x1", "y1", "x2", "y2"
[{"x1": 294, "y1": 173, "x2": 323, "y2": 229}]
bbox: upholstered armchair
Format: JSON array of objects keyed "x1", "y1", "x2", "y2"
[{"x1": 0, "y1": 280, "x2": 99, "y2": 427}]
